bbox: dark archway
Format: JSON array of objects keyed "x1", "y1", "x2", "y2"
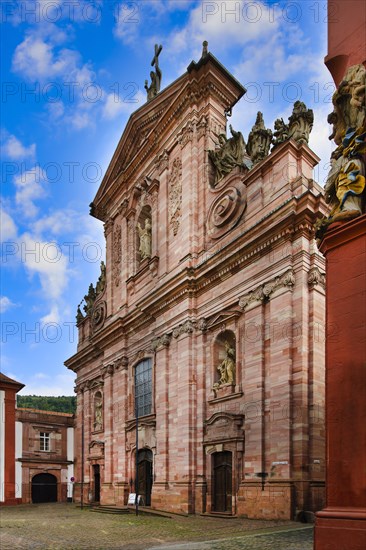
[
  {"x1": 137, "y1": 449, "x2": 153, "y2": 506},
  {"x1": 31, "y1": 473, "x2": 57, "y2": 503},
  {"x1": 93, "y1": 464, "x2": 100, "y2": 502},
  {"x1": 212, "y1": 451, "x2": 232, "y2": 513}
]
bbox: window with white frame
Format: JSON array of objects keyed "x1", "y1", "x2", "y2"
[{"x1": 40, "y1": 432, "x2": 50, "y2": 451}]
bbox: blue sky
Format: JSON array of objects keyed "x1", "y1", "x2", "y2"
[{"x1": 1, "y1": 0, "x2": 334, "y2": 395}]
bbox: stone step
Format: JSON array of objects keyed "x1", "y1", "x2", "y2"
[{"x1": 90, "y1": 506, "x2": 129, "y2": 515}]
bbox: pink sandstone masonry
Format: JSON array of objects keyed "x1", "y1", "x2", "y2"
[{"x1": 65, "y1": 50, "x2": 328, "y2": 519}]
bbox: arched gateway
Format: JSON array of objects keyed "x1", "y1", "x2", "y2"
[{"x1": 31, "y1": 473, "x2": 57, "y2": 503}]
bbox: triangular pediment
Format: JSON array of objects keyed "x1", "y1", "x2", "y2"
[
  {"x1": 205, "y1": 307, "x2": 242, "y2": 330},
  {"x1": 91, "y1": 53, "x2": 246, "y2": 221}
]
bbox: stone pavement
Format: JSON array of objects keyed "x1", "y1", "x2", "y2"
[
  {"x1": 148, "y1": 527, "x2": 313, "y2": 549},
  {"x1": 0, "y1": 503, "x2": 313, "y2": 549}
]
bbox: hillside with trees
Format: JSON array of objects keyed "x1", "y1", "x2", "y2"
[{"x1": 17, "y1": 395, "x2": 76, "y2": 414}]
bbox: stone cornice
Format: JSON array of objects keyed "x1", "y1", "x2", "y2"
[{"x1": 239, "y1": 269, "x2": 296, "y2": 310}]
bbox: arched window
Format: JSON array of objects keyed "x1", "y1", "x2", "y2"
[{"x1": 135, "y1": 359, "x2": 152, "y2": 417}]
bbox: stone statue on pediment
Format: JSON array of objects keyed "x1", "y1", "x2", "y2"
[
  {"x1": 246, "y1": 112, "x2": 272, "y2": 164},
  {"x1": 83, "y1": 283, "x2": 96, "y2": 315},
  {"x1": 137, "y1": 219, "x2": 152, "y2": 261},
  {"x1": 96, "y1": 261, "x2": 106, "y2": 295},
  {"x1": 208, "y1": 124, "x2": 246, "y2": 186},
  {"x1": 76, "y1": 304, "x2": 84, "y2": 324},
  {"x1": 145, "y1": 44, "x2": 163, "y2": 101},
  {"x1": 272, "y1": 117, "x2": 289, "y2": 148},
  {"x1": 288, "y1": 101, "x2": 314, "y2": 145}
]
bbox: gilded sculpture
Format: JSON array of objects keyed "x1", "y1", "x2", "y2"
[
  {"x1": 213, "y1": 341, "x2": 236, "y2": 392},
  {"x1": 137, "y1": 218, "x2": 152, "y2": 260},
  {"x1": 208, "y1": 124, "x2": 247, "y2": 186},
  {"x1": 246, "y1": 112, "x2": 272, "y2": 164},
  {"x1": 315, "y1": 64, "x2": 366, "y2": 241}
]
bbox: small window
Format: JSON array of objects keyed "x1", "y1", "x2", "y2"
[
  {"x1": 135, "y1": 359, "x2": 152, "y2": 417},
  {"x1": 40, "y1": 432, "x2": 50, "y2": 452}
]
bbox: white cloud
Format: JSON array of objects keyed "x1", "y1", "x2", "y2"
[
  {"x1": 40, "y1": 305, "x2": 61, "y2": 325},
  {"x1": 2, "y1": 134, "x2": 36, "y2": 160},
  {"x1": 102, "y1": 89, "x2": 145, "y2": 120},
  {"x1": 0, "y1": 296, "x2": 16, "y2": 313},
  {"x1": 14, "y1": 165, "x2": 48, "y2": 218},
  {"x1": 0, "y1": 208, "x2": 18, "y2": 240},
  {"x1": 21, "y1": 232, "x2": 68, "y2": 299},
  {"x1": 18, "y1": 371, "x2": 76, "y2": 396}
]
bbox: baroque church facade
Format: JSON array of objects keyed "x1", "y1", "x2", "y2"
[{"x1": 65, "y1": 45, "x2": 329, "y2": 519}]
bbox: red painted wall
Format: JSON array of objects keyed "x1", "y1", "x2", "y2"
[{"x1": 325, "y1": 0, "x2": 366, "y2": 85}]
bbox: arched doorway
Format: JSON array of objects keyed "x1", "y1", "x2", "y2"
[
  {"x1": 212, "y1": 451, "x2": 232, "y2": 513},
  {"x1": 137, "y1": 449, "x2": 153, "y2": 506},
  {"x1": 31, "y1": 473, "x2": 57, "y2": 503}
]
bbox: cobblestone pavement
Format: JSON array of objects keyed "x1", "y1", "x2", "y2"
[
  {"x1": 0, "y1": 503, "x2": 313, "y2": 549},
  {"x1": 148, "y1": 528, "x2": 313, "y2": 549}
]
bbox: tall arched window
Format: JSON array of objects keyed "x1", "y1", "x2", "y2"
[{"x1": 134, "y1": 359, "x2": 152, "y2": 417}]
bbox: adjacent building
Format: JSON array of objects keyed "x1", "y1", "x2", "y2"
[
  {"x1": 65, "y1": 47, "x2": 328, "y2": 518},
  {"x1": 16, "y1": 408, "x2": 74, "y2": 504},
  {"x1": 0, "y1": 373, "x2": 74, "y2": 505}
]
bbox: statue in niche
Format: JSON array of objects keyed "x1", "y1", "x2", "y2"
[
  {"x1": 94, "y1": 394, "x2": 103, "y2": 430},
  {"x1": 137, "y1": 218, "x2": 152, "y2": 261},
  {"x1": 208, "y1": 124, "x2": 247, "y2": 186},
  {"x1": 288, "y1": 101, "x2": 314, "y2": 144},
  {"x1": 95, "y1": 261, "x2": 106, "y2": 295},
  {"x1": 246, "y1": 112, "x2": 272, "y2": 164},
  {"x1": 272, "y1": 117, "x2": 289, "y2": 148},
  {"x1": 315, "y1": 64, "x2": 366, "y2": 242},
  {"x1": 216, "y1": 341, "x2": 236, "y2": 387},
  {"x1": 144, "y1": 44, "x2": 162, "y2": 101}
]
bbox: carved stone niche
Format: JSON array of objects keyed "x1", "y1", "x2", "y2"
[
  {"x1": 204, "y1": 412, "x2": 244, "y2": 447},
  {"x1": 125, "y1": 417, "x2": 156, "y2": 451},
  {"x1": 89, "y1": 440, "x2": 104, "y2": 460},
  {"x1": 212, "y1": 329, "x2": 237, "y2": 398}
]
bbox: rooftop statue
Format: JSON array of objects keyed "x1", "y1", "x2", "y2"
[
  {"x1": 272, "y1": 117, "x2": 289, "y2": 148},
  {"x1": 315, "y1": 64, "x2": 366, "y2": 242},
  {"x1": 246, "y1": 112, "x2": 272, "y2": 164},
  {"x1": 145, "y1": 44, "x2": 163, "y2": 101},
  {"x1": 83, "y1": 283, "x2": 96, "y2": 315},
  {"x1": 288, "y1": 101, "x2": 314, "y2": 145},
  {"x1": 208, "y1": 124, "x2": 247, "y2": 186},
  {"x1": 95, "y1": 260, "x2": 106, "y2": 295}
]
